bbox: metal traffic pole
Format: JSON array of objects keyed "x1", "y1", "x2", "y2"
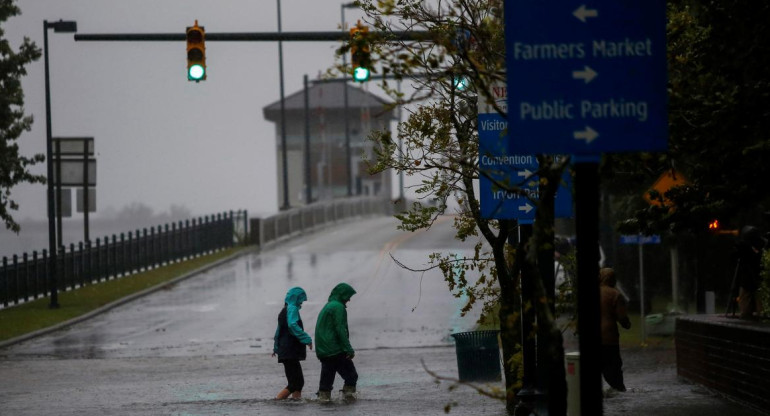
[{"x1": 43, "y1": 19, "x2": 77, "y2": 309}]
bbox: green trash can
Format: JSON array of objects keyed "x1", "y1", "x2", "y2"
[{"x1": 451, "y1": 330, "x2": 501, "y2": 382}]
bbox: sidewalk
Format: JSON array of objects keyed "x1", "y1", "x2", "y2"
[{"x1": 603, "y1": 345, "x2": 764, "y2": 416}]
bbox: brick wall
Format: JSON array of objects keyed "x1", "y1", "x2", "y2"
[{"x1": 676, "y1": 315, "x2": 770, "y2": 414}]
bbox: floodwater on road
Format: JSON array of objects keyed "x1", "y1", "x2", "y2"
[
  {"x1": 0, "y1": 216, "x2": 504, "y2": 416},
  {"x1": 1, "y1": 215, "x2": 483, "y2": 359}
]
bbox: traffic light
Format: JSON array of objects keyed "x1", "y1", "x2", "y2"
[
  {"x1": 707, "y1": 219, "x2": 738, "y2": 235},
  {"x1": 186, "y1": 20, "x2": 206, "y2": 82},
  {"x1": 453, "y1": 74, "x2": 470, "y2": 91},
  {"x1": 349, "y1": 21, "x2": 371, "y2": 82}
]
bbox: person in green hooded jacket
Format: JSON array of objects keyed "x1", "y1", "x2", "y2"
[{"x1": 315, "y1": 283, "x2": 357, "y2": 402}]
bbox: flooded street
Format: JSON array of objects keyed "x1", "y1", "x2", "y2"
[
  {"x1": 0, "y1": 216, "x2": 764, "y2": 415},
  {"x1": 1, "y1": 216, "x2": 502, "y2": 415},
  {"x1": 2, "y1": 216, "x2": 481, "y2": 360}
]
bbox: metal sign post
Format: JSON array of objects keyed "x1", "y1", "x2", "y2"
[{"x1": 620, "y1": 234, "x2": 661, "y2": 344}]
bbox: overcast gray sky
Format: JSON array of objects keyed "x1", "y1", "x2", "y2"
[{"x1": 4, "y1": 0, "x2": 380, "y2": 223}]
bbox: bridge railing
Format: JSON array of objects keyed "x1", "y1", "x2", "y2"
[
  {"x1": 250, "y1": 196, "x2": 392, "y2": 248},
  {"x1": 1, "y1": 197, "x2": 394, "y2": 308}
]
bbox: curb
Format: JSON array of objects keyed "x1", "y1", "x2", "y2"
[{"x1": 0, "y1": 246, "x2": 257, "y2": 350}]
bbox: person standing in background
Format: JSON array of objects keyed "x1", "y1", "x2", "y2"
[
  {"x1": 599, "y1": 268, "x2": 632, "y2": 393},
  {"x1": 734, "y1": 226, "x2": 767, "y2": 320}
]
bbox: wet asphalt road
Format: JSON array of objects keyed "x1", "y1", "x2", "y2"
[
  {"x1": 0, "y1": 216, "x2": 495, "y2": 415},
  {"x1": 0, "y1": 216, "x2": 765, "y2": 415},
  {"x1": 3, "y1": 216, "x2": 480, "y2": 360}
]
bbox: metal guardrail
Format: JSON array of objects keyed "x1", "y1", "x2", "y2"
[
  {"x1": 0, "y1": 197, "x2": 393, "y2": 308},
  {"x1": 0, "y1": 210, "x2": 247, "y2": 308},
  {"x1": 250, "y1": 196, "x2": 392, "y2": 248}
]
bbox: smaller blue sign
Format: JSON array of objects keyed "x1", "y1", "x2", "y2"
[
  {"x1": 478, "y1": 111, "x2": 573, "y2": 220},
  {"x1": 619, "y1": 234, "x2": 661, "y2": 245}
]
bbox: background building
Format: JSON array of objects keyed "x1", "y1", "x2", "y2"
[{"x1": 264, "y1": 82, "x2": 396, "y2": 207}]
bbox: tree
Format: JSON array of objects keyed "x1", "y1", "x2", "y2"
[
  {"x1": 609, "y1": 0, "x2": 770, "y2": 236},
  {"x1": 0, "y1": 0, "x2": 43, "y2": 232},
  {"x1": 351, "y1": 1, "x2": 567, "y2": 413}
]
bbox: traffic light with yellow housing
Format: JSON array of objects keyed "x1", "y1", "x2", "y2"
[
  {"x1": 707, "y1": 219, "x2": 738, "y2": 235},
  {"x1": 349, "y1": 21, "x2": 371, "y2": 82},
  {"x1": 186, "y1": 20, "x2": 206, "y2": 81}
]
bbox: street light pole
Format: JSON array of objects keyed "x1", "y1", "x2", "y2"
[
  {"x1": 341, "y1": 2, "x2": 357, "y2": 197},
  {"x1": 303, "y1": 74, "x2": 312, "y2": 205},
  {"x1": 43, "y1": 19, "x2": 77, "y2": 309},
  {"x1": 277, "y1": 0, "x2": 290, "y2": 210}
]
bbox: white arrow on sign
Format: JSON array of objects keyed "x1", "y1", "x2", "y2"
[
  {"x1": 574, "y1": 126, "x2": 599, "y2": 143},
  {"x1": 572, "y1": 65, "x2": 598, "y2": 83},
  {"x1": 517, "y1": 168, "x2": 533, "y2": 178},
  {"x1": 573, "y1": 5, "x2": 598, "y2": 23},
  {"x1": 518, "y1": 203, "x2": 534, "y2": 214}
]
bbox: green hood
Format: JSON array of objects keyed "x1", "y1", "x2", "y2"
[
  {"x1": 328, "y1": 283, "x2": 356, "y2": 303},
  {"x1": 285, "y1": 287, "x2": 308, "y2": 308}
]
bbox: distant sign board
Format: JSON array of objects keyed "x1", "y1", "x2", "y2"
[
  {"x1": 53, "y1": 137, "x2": 94, "y2": 156},
  {"x1": 504, "y1": 1, "x2": 667, "y2": 154},
  {"x1": 76, "y1": 188, "x2": 96, "y2": 213},
  {"x1": 478, "y1": 83, "x2": 573, "y2": 219},
  {"x1": 57, "y1": 188, "x2": 72, "y2": 218},
  {"x1": 53, "y1": 159, "x2": 96, "y2": 187}
]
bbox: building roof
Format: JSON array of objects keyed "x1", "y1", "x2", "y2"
[{"x1": 263, "y1": 81, "x2": 396, "y2": 122}]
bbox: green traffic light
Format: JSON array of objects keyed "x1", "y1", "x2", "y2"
[
  {"x1": 453, "y1": 75, "x2": 469, "y2": 91},
  {"x1": 188, "y1": 64, "x2": 205, "y2": 81},
  {"x1": 353, "y1": 66, "x2": 370, "y2": 82}
]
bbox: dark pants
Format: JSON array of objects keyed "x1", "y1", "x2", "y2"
[
  {"x1": 282, "y1": 360, "x2": 304, "y2": 393},
  {"x1": 600, "y1": 345, "x2": 626, "y2": 391},
  {"x1": 318, "y1": 354, "x2": 358, "y2": 392},
  {"x1": 739, "y1": 287, "x2": 760, "y2": 319}
]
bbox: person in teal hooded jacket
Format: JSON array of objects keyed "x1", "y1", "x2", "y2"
[
  {"x1": 315, "y1": 283, "x2": 358, "y2": 402},
  {"x1": 272, "y1": 287, "x2": 313, "y2": 400}
]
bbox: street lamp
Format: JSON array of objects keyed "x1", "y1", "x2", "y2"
[
  {"x1": 277, "y1": 0, "x2": 290, "y2": 210},
  {"x1": 341, "y1": 2, "x2": 357, "y2": 197},
  {"x1": 44, "y1": 19, "x2": 77, "y2": 309}
]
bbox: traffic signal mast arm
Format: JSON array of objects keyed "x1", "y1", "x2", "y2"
[
  {"x1": 75, "y1": 30, "x2": 430, "y2": 42},
  {"x1": 75, "y1": 26, "x2": 430, "y2": 82}
]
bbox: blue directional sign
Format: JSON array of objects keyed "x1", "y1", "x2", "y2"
[
  {"x1": 504, "y1": 1, "x2": 667, "y2": 154},
  {"x1": 478, "y1": 84, "x2": 573, "y2": 219},
  {"x1": 619, "y1": 234, "x2": 661, "y2": 245}
]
